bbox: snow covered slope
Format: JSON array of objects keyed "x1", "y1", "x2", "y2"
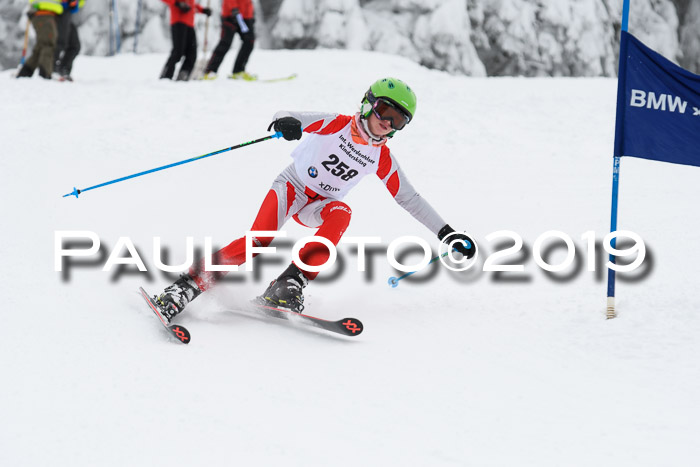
[{"x1": 1, "y1": 49, "x2": 699, "y2": 466}]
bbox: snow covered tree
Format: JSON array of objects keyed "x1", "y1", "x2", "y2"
[{"x1": 1, "y1": 0, "x2": 699, "y2": 76}]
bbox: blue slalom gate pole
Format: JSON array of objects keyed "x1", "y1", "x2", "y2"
[
  {"x1": 63, "y1": 132, "x2": 282, "y2": 198},
  {"x1": 621, "y1": 0, "x2": 630, "y2": 32},
  {"x1": 606, "y1": 0, "x2": 631, "y2": 319}
]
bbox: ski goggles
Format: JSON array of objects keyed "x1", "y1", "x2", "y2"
[{"x1": 372, "y1": 98, "x2": 411, "y2": 131}]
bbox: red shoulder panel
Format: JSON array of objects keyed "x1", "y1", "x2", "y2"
[{"x1": 376, "y1": 146, "x2": 392, "y2": 179}]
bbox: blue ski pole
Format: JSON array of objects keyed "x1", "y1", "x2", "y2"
[
  {"x1": 388, "y1": 252, "x2": 449, "y2": 288},
  {"x1": 387, "y1": 241, "x2": 473, "y2": 288},
  {"x1": 63, "y1": 132, "x2": 283, "y2": 198}
]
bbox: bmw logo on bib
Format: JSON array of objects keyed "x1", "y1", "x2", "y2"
[{"x1": 308, "y1": 166, "x2": 318, "y2": 178}]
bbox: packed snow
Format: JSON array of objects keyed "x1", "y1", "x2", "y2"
[{"x1": 1, "y1": 48, "x2": 699, "y2": 466}]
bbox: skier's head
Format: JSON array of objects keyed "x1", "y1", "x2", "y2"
[{"x1": 360, "y1": 77, "x2": 417, "y2": 137}]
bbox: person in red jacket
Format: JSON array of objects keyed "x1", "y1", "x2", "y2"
[
  {"x1": 203, "y1": 0, "x2": 256, "y2": 80},
  {"x1": 160, "y1": 0, "x2": 211, "y2": 81}
]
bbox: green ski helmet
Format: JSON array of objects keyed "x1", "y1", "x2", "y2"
[{"x1": 360, "y1": 77, "x2": 417, "y2": 136}]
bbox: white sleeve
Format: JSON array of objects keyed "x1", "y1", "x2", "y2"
[
  {"x1": 272, "y1": 111, "x2": 341, "y2": 133},
  {"x1": 377, "y1": 149, "x2": 447, "y2": 235}
]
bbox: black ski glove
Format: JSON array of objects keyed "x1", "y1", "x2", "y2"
[
  {"x1": 201, "y1": 7, "x2": 212, "y2": 16},
  {"x1": 438, "y1": 224, "x2": 476, "y2": 259},
  {"x1": 268, "y1": 117, "x2": 302, "y2": 141},
  {"x1": 175, "y1": 2, "x2": 191, "y2": 13}
]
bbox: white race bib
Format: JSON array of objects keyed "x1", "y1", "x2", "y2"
[{"x1": 290, "y1": 123, "x2": 381, "y2": 199}]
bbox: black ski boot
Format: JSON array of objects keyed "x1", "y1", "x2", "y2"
[
  {"x1": 156, "y1": 274, "x2": 202, "y2": 322},
  {"x1": 176, "y1": 69, "x2": 191, "y2": 81},
  {"x1": 16, "y1": 65, "x2": 33, "y2": 78},
  {"x1": 258, "y1": 263, "x2": 309, "y2": 312}
]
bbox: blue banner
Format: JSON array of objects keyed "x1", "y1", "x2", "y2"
[{"x1": 614, "y1": 31, "x2": 700, "y2": 167}]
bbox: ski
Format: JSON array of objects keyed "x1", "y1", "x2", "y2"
[
  {"x1": 258, "y1": 73, "x2": 298, "y2": 83},
  {"x1": 138, "y1": 287, "x2": 191, "y2": 344},
  {"x1": 226, "y1": 73, "x2": 298, "y2": 83},
  {"x1": 230, "y1": 300, "x2": 363, "y2": 337}
]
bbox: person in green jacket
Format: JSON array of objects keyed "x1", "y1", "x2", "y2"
[{"x1": 17, "y1": 0, "x2": 64, "y2": 79}]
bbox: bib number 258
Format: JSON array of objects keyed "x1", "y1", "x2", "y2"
[{"x1": 321, "y1": 154, "x2": 359, "y2": 181}]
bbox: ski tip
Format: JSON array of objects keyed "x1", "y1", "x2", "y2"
[
  {"x1": 167, "y1": 324, "x2": 191, "y2": 344},
  {"x1": 339, "y1": 318, "x2": 363, "y2": 336}
]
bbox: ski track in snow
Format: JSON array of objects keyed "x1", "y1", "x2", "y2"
[{"x1": 1, "y1": 49, "x2": 699, "y2": 466}]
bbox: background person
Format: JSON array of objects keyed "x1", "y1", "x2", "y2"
[
  {"x1": 53, "y1": 0, "x2": 84, "y2": 81},
  {"x1": 160, "y1": 0, "x2": 212, "y2": 81},
  {"x1": 16, "y1": 0, "x2": 63, "y2": 79},
  {"x1": 203, "y1": 0, "x2": 256, "y2": 80}
]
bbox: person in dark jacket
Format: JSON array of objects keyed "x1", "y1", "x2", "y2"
[
  {"x1": 161, "y1": 0, "x2": 212, "y2": 81},
  {"x1": 203, "y1": 0, "x2": 256, "y2": 80},
  {"x1": 54, "y1": 0, "x2": 84, "y2": 81}
]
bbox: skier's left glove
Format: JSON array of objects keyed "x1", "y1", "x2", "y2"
[
  {"x1": 268, "y1": 117, "x2": 302, "y2": 141},
  {"x1": 438, "y1": 224, "x2": 476, "y2": 259},
  {"x1": 201, "y1": 7, "x2": 212, "y2": 16}
]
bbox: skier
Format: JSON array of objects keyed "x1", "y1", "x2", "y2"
[
  {"x1": 202, "y1": 0, "x2": 256, "y2": 80},
  {"x1": 160, "y1": 0, "x2": 212, "y2": 81},
  {"x1": 53, "y1": 0, "x2": 84, "y2": 81},
  {"x1": 16, "y1": 0, "x2": 64, "y2": 79},
  {"x1": 152, "y1": 78, "x2": 476, "y2": 320}
]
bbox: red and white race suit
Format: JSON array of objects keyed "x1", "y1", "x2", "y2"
[{"x1": 189, "y1": 112, "x2": 446, "y2": 290}]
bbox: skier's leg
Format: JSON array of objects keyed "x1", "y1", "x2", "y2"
[
  {"x1": 25, "y1": 16, "x2": 56, "y2": 78},
  {"x1": 60, "y1": 23, "x2": 81, "y2": 77},
  {"x1": 53, "y1": 11, "x2": 70, "y2": 69},
  {"x1": 188, "y1": 172, "x2": 309, "y2": 292},
  {"x1": 232, "y1": 19, "x2": 255, "y2": 74},
  {"x1": 293, "y1": 200, "x2": 352, "y2": 280},
  {"x1": 177, "y1": 26, "x2": 197, "y2": 80},
  {"x1": 155, "y1": 188, "x2": 284, "y2": 318},
  {"x1": 36, "y1": 15, "x2": 58, "y2": 78},
  {"x1": 190, "y1": 190, "x2": 281, "y2": 291},
  {"x1": 24, "y1": 17, "x2": 43, "y2": 74},
  {"x1": 160, "y1": 23, "x2": 187, "y2": 79},
  {"x1": 259, "y1": 198, "x2": 352, "y2": 311},
  {"x1": 205, "y1": 18, "x2": 235, "y2": 74}
]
